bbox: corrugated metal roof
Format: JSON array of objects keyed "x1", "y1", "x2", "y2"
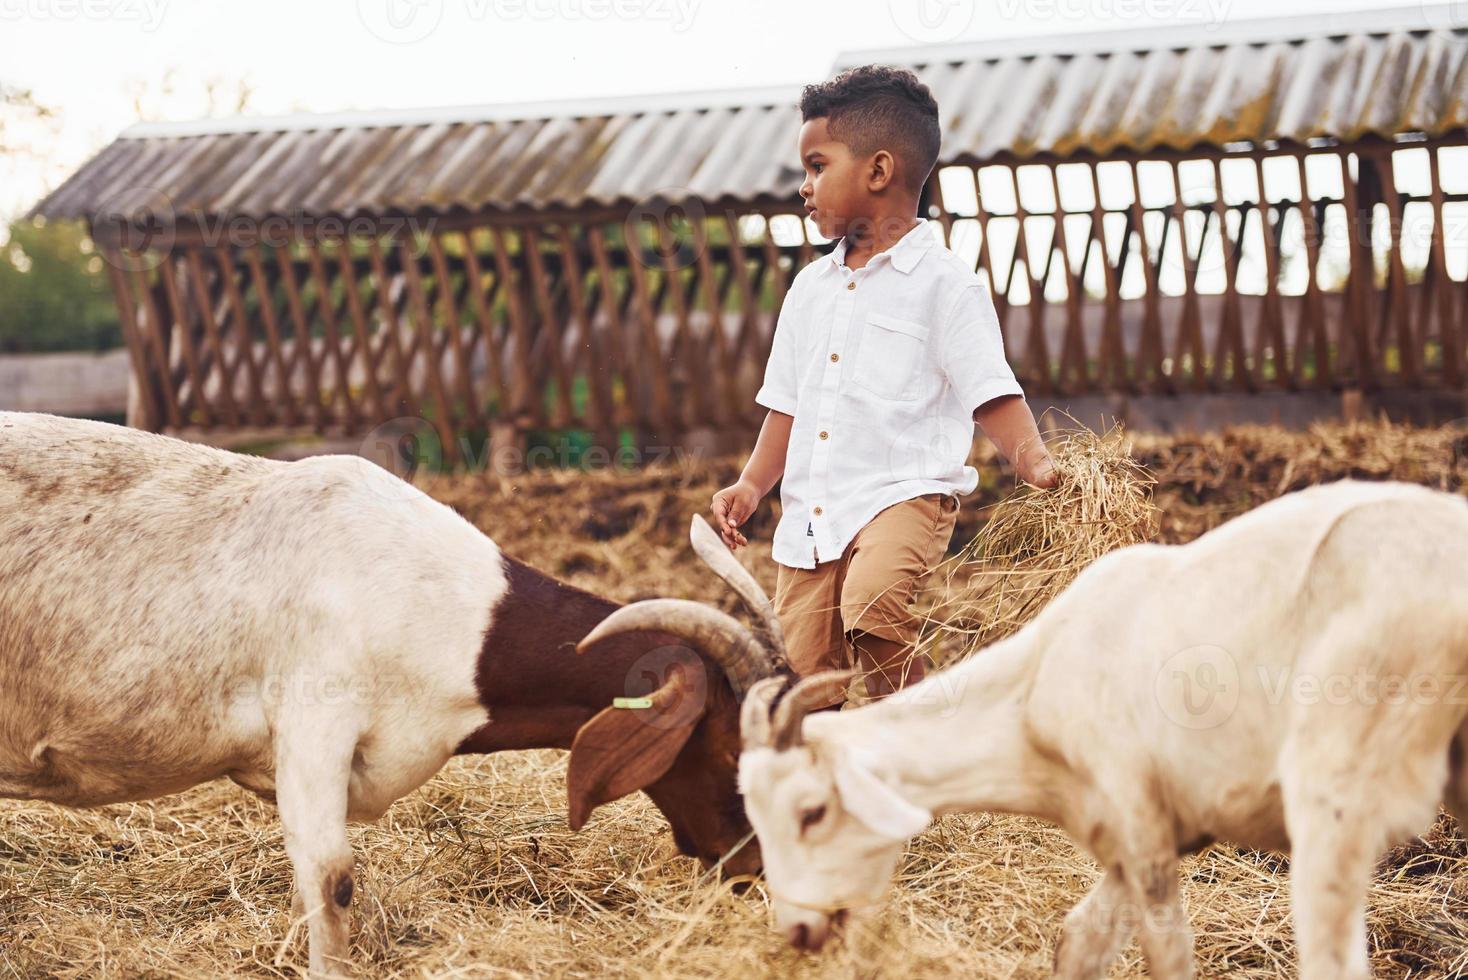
[
  {"x1": 30, "y1": 84, "x2": 807, "y2": 223},
  {"x1": 840, "y1": 3, "x2": 1468, "y2": 160},
  {"x1": 28, "y1": 3, "x2": 1468, "y2": 224}
]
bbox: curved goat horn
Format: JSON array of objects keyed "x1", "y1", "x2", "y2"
[
  {"x1": 576, "y1": 598, "x2": 771, "y2": 698},
  {"x1": 771, "y1": 670, "x2": 858, "y2": 751},
  {"x1": 740, "y1": 675, "x2": 791, "y2": 750},
  {"x1": 688, "y1": 514, "x2": 787, "y2": 666}
]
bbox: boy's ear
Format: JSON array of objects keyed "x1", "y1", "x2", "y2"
[
  {"x1": 566, "y1": 663, "x2": 706, "y2": 831},
  {"x1": 867, "y1": 149, "x2": 897, "y2": 192}
]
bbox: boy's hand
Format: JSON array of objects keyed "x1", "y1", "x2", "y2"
[
  {"x1": 973, "y1": 396, "x2": 1058, "y2": 492},
  {"x1": 710, "y1": 479, "x2": 761, "y2": 552},
  {"x1": 1021, "y1": 454, "x2": 1059, "y2": 490}
]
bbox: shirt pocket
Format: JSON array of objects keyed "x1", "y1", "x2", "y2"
[{"x1": 853, "y1": 311, "x2": 930, "y2": 401}]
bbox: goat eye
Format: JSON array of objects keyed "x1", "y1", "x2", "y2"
[{"x1": 799, "y1": 805, "x2": 827, "y2": 831}]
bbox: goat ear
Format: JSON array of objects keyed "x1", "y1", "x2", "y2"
[{"x1": 566, "y1": 664, "x2": 704, "y2": 831}]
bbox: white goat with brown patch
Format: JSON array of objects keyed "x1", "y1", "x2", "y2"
[
  {"x1": 732, "y1": 479, "x2": 1468, "y2": 979},
  {"x1": 0, "y1": 412, "x2": 788, "y2": 977}
]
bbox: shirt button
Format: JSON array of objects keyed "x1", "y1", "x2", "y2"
[
  {"x1": 846, "y1": 281, "x2": 856, "y2": 291},
  {"x1": 813, "y1": 506, "x2": 823, "y2": 515},
  {"x1": 830, "y1": 352, "x2": 839, "y2": 362},
  {"x1": 819, "y1": 430, "x2": 829, "y2": 439}
]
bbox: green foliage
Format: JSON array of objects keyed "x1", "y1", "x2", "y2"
[{"x1": 0, "y1": 218, "x2": 120, "y2": 354}]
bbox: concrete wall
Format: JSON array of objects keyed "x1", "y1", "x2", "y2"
[
  {"x1": 0, "y1": 349, "x2": 130, "y2": 417},
  {"x1": 1027, "y1": 387, "x2": 1468, "y2": 436}
]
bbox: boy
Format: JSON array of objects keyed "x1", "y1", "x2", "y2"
[{"x1": 710, "y1": 65, "x2": 1057, "y2": 701}]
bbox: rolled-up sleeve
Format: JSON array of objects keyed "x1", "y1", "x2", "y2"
[
  {"x1": 754, "y1": 291, "x2": 800, "y2": 416},
  {"x1": 939, "y1": 281, "x2": 1024, "y2": 416}
]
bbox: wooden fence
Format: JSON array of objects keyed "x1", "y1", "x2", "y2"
[{"x1": 93, "y1": 137, "x2": 1468, "y2": 462}]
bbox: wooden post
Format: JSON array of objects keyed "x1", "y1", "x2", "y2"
[
  {"x1": 1339, "y1": 151, "x2": 1378, "y2": 390},
  {"x1": 1126, "y1": 162, "x2": 1171, "y2": 395},
  {"x1": 96, "y1": 241, "x2": 161, "y2": 431},
  {"x1": 1291, "y1": 151, "x2": 1332, "y2": 389}
]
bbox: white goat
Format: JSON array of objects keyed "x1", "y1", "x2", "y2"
[{"x1": 735, "y1": 479, "x2": 1468, "y2": 979}]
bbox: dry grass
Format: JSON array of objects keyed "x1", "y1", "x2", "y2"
[
  {"x1": 4, "y1": 419, "x2": 1468, "y2": 978},
  {"x1": 921, "y1": 419, "x2": 1160, "y2": 664}
]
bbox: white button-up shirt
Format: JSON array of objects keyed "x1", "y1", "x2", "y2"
[{"x1": 754, "y1": 217, "x2": 1025, "y2": 570}]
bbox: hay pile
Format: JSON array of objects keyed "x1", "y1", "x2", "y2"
[
  {"x1": 4, "y1": 420, "x2": 1468, "y2": 978},
  {"x1": 920, "y1": 421, "x2": 1159, "y2": 664},
  {"x1": 1134, "y1": 418, "x2": 1468, "y2": 542}
]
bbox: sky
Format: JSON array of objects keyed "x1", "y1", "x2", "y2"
[{"x1": 0, "y1": 0, "x2": 1438, "y2": 221}]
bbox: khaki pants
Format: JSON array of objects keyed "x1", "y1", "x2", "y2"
[{"x1": 773, "y1": 491, "x2": 960, "y2": 681}]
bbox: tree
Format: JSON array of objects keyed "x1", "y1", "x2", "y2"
[
  {"x1": 0, "y1": 70, "x2": 256, "y2": 353},
  {"x1": 0, "y1": 82, "x2": 55, "y2": 158},
  {"x1": 0, "y1": 218, "x2": 119, "y2": 354}
]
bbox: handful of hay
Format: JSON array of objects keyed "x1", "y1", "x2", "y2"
[{"x1": 922, "y1": 419, "x2": 1159, "y2": 667}]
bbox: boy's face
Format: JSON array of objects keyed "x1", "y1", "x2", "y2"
[{"x1": 798, "y1": 116, "x2": 872, "y2": 241}]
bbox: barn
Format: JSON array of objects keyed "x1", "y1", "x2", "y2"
[{"x1": 26, "y1": 3, "x2": 1468, "y2": 460}]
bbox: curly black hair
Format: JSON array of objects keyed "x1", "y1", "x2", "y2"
[{"x1": 799, "y1": 64, "x2": 941, "y2": 198}]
